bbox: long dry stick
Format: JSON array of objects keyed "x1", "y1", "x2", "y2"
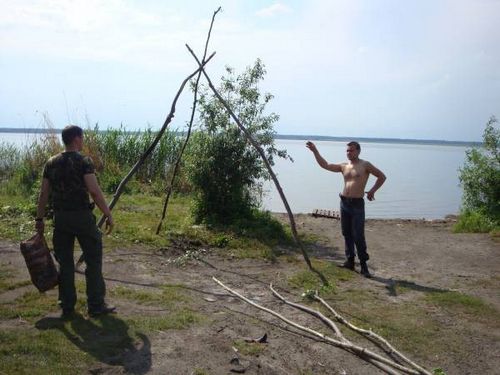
[
  {"x1": 314, "y1": 294, "x2": 432, "y2": 375},
  {"x1": 186, "y1": 45, "x2": 328, "y2": 285},
  {"x1": 75, "y1": 52, "x2": 216, "y2": 267},
  {"x1": 269, "y1": 284, "x2": 345, "y2": 340},
  {"x1": 156, "y1": 6, "x2": 222, "y2": 234},
  {"x1": 213, "y1": 277, "x2": 425, "y2": 375}
]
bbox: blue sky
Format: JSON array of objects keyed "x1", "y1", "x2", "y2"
[{"x1": 1, "y1": 0, "x2": 499, "y2": 141}]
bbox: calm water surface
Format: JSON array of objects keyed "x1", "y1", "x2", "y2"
[
  {"x1": 1, "y1": 133, "x2": 468, "y2": 219},
  {"x1": 262, "y1": 140, "x2": 467, "y2": 219},
  {"x1": 0, "y1": 132, "x2": 46, "y2": 146}
]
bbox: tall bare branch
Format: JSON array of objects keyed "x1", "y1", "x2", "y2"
[
  {"x1": 76, "y1": 52, "x2": 216, "y2": 267},
  {"x1": 156, "y1": 6, "x2": 222, "y2": 234},
  {"x1": 186, "y1": 44, "x2": 329, "y2": 285}
]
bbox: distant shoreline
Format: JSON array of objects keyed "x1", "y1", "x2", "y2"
[{"x1": 0, "y1": 127, "x2": 482, "y2": 147}]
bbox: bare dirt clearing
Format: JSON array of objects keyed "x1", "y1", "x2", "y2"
[{"x1": 1, "y1": 215, "x2": 499, "y2": 374}]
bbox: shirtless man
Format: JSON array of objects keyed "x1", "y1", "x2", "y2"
[{"x1": 306, "y1": 141, "x2": 386, "y2": 277}]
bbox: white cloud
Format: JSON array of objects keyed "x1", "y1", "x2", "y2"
[
  {"x1": 0, "y1": 0, "x2": 204, "y2": 70},
  {"x1": 256, "y1": 3, "x2": 292, "y2": 18}
]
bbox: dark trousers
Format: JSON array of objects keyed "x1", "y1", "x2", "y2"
[
  {"x1": 340, "y1": 196, "x2": 369, "y2": 262},
  {"x1": 53, "y1": 209, "x2": 105, "y2": 311}
]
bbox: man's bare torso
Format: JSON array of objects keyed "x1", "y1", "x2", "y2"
[{"x1": 341, "y1": 159, "x2": 370, "y2": 198}]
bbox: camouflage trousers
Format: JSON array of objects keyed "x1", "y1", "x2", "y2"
[{"x1": 53, "y1": 209, "x2": 105, "y2": 311}]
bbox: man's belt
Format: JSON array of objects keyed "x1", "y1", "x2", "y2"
[{"x1": 339, "y1": 194, "x2": 364, "y2": 203}]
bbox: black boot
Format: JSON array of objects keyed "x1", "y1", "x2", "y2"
[
  {"x1": 360, "y1": 262, "x2": 372, "y2": 278},
  {"x1": 342, "y1": 257, "x2": 355, "y2": 270},
  {"x1": 88, "y1": 303, "x2": 116, "y2": 317}
]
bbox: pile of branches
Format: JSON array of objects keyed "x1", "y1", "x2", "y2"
[{"x1": 214, "y1": 277, "x2": 433, "y2": 375}]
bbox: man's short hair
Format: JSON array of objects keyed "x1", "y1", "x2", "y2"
[
  {"x1": 347, "y1": 141, "x2": 361, "y2": 151},
  {"x1": 61, "y1": 125, "x2": 83, "y2": 146}
]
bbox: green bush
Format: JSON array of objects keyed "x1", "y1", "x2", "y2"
[
  {"x1": 186, "y1": 59, "x2": 289, "y2": 225},
  {"x1": 187, "y1": 128, "x2": 257, "y2": 224},
  {"x1": 453, "y1": 210, "x2": 497, "y2": 233},
  {"x1": 457, "y1": 116, "x2": 500, "y2": 231},
  {"x1": 0, "y1": 142, "x2": 21, "y2": 180}
]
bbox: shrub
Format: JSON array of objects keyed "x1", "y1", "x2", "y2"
[
  {"x1": 457, "y1": 116, "x2": 500, "y2": 231},
  {"x1": 453, "y1": 210, "x2": 497, "y2": 233},
  {"x1": 186, "y1": 59, "x2": 290, "y2": 225}
]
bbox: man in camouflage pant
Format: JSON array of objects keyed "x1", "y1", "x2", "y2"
[{"x1": 36, "y1": 125, "x2": 115, "y2": 318}]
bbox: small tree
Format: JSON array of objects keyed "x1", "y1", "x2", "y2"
[
  {"x1": 458, "y1": 116, "x2": 500, "y2": 229},
  {"x1": 186, "y1": 59, "x2": 289, "y2": 225}
]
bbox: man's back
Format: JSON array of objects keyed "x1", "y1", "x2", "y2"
[{"x1": 42, "y1": 151, "x2": 94, "y2": 211}]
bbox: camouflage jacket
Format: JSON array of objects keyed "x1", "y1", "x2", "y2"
[{"x1": 42, "y1": 152, "x2": 94, "y2": 211}]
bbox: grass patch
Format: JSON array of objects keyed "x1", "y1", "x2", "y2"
[
  {"x1": 0, "y1": 328, "x2": 92, "y2": 375},
  {"x1": 453, "y1": 210, "x2": 499, "y2": 233},
  {"x1": 192, "y1": 369, "x2": 211, "y2": 375},
  {"x1": 110, "y1": 284, "x2": 189, "y2": 308},
  {"x1": 0, "y1": 279, "x2": 32, "y2": 292},
  {"x1": 0, "y1": 290, "x2": 58, "y2": 321},
  {"x1": 424, "y1": 290, "x2": 500, "y2": 323},
  {"x1": 109, "y1": 284, "x2": 202, "y2": 331},
  {"x1": 128, "y1": 308, "x2": 201, "y2": 331},
  {"x1": 0, "y1": 188, "x2": 289, "y2": 264},
  {"x1": 0, "y1": 264, "x2": 32, "y2": 292},
  {"x1": 0, "y1": 195, "x2": 36, "y2": 242},
  {"x1": 0, "y1": 311, "x2": 155, "y2": 375},
  {"x1": 332, "y1": 288, "x2": 466, "y2": 361},
  {"x1": 233, "y1": 340, "x2": 267, "y2": 356},
  {"x1": 287, "y1": 259, "x2": 354, "y2": 296},
  {"x1": 0, "y1": 281, "x2": 200, "y2": 374}
]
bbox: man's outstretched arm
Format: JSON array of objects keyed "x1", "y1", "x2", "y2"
[{"x1": 306, "y1": 141, "x2": 342, "y2": 172}]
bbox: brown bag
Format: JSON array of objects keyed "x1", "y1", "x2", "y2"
[{"x1": 20, "y1": 233, "x2": 58, "y2": 292}]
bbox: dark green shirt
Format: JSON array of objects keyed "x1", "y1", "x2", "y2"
[{"x1": 42, "y1": 152, "x2": 94, "y2": 210}]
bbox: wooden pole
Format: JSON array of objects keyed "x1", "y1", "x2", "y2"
[
  {"x1": 156, "y1": 7, "x2": 222, "y2": 234},
  {"x1": 187, "y1": 45, "x2": 330, "y2": 285},
  {"x1": 76, "y1": 52, "x2": 216, "y2": 268}
]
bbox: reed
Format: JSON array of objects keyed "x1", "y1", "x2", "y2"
[{"x1": 0, "y1": 124, "x2": 185, "y2": 195}]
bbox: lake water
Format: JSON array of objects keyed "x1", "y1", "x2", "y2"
[
  {"x1": 261, "y1": 140, "x2": 468, "y2": 219},
  {"x1": 1, "y1": 132, "x2": 469, "y2": 219},
  {"x1": 0, "y1": 132, "x2": 49, "y2": 146}
]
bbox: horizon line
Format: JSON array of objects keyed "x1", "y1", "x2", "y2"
[{"x1": 0, "y1": 126, "x2": 482, "y2": 146}]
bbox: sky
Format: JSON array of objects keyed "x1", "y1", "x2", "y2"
[{"x1": 1, "y1": 0, "x2": 499, "y2": 142}]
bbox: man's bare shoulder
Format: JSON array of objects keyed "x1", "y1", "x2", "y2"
[{"x1": 359, "y1": 159, "x2": 373, "y2": 168}]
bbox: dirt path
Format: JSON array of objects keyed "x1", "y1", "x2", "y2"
[{"x1": 1, "y1": 216, "x2": 499, "y2": 374}]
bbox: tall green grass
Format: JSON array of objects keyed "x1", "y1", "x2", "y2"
[
  {"x1": 83, "y1": 125, "x2": 185, "y2": 193},
  {"x1": 453, "y1": 210, "x2": 499, "y2": 234},
  {"x1": 0, "y1": 125, "x2": 291, "y2": 250},
  {"x1": 0, "y1": 125, "x2": 185, "y2": 195}
]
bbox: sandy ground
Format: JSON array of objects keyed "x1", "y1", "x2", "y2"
[{"x1": 1, "y1": 215, "x2": 499, "y2": 375}]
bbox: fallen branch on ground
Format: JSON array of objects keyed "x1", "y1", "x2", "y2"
[
  {"x1": 213, "y1": 277, "x2": 432, "y2": 375},
  {"x1": 313, "y1": 293, "x2": 431, "y2": 375},
  {"x1": 269, "y1": 284, "x2": 345, "y2": 340}
]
